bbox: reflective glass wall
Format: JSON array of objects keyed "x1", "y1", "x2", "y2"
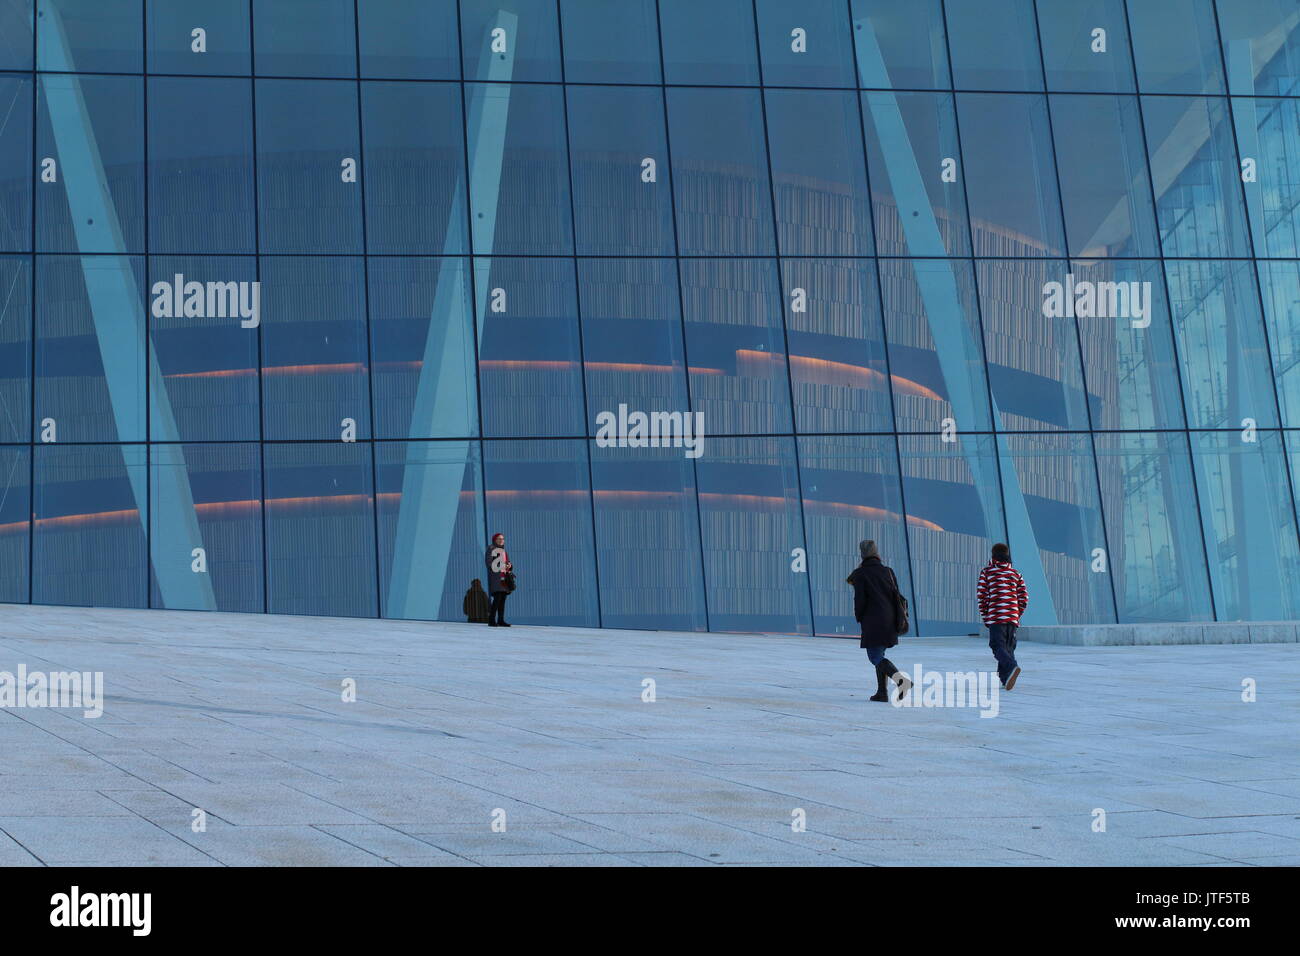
[{"x1": 2, "y1": 0, "x2": 1299, "y2": 634}]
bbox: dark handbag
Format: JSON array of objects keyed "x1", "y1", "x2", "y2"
[
  {"x1": 888, "y1": 568, "x2": 910, "y2": 636},
  {"x1": 502, "y1": 571, "x2": 517, "y2": 593}
]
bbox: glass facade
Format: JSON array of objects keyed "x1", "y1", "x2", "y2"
[{"x1": 1, "y1": 0, "x2": 1299, "y2": 634}]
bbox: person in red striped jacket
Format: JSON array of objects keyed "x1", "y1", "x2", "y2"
[{"x1": 977, "y1": 543, "x2": 1027, "y2": 690}]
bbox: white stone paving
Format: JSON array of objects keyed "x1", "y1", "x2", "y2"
[{"x1": 0, "y1": 603, "x2": 1296, "y2": 866}]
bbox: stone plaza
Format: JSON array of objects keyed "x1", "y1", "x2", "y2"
[{"x1": 0, "y1": 604, "x2": 1296, "y2": 866}]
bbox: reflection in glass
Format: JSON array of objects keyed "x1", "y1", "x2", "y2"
[
  {"x1": 1093, "y1": 432, "x2": 1213, "y2": 623},
  {"x1": 149, "y1": 442, "x2": 262, "y2": 612},
  {"x1": 696, "y1": 436, "x2": 811, "y2": 634},
  {"x1": 377, "y1": 440, "x2": 483, "y2": 621},
  {"x1": 590, "y1": 442, "x2": 707, "y2": 632},
  {"x1": 799, "y1": 435, "x2": 910, "y2": 637},
  {"x1": 1194, "y1": 430, "x2": 1300, "y2": 621},
  {"x1": 679, "y1": 258, "x2": 792, "y2": 436},
  {"x1": 483, "y1": 438, "x2": 599, "y2": 627},
  {"x1": 33, "y1": 443, "x2": 148, "y2": 608},
  {"x1": 264, "y1": 441, "x2": 376, "y2": 617}
]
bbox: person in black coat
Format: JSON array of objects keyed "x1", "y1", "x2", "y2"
[
  {"x1": 484, "y1": 532, "x2": 513, "y2": 627},
  {"x1": 846, "y1": 540, "x2": 912, "y2": 702}
]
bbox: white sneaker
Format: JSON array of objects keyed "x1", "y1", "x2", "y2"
[{"x1": 893, "y1": 674, "x2": 912, "y2": 702}]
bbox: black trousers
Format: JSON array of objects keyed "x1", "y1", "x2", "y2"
[{"x1": 489, "y1": 591, "x2": 508, "y2": 624}]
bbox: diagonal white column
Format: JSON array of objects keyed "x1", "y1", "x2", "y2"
[
  {"x1": 38, "y1": 4, "x2": 214, "y2": 609},
  {"x1": 855, "y1": 18, "x2": 1057, "y2": 624},
  {"x1": 385, "y1": 11, "x2": 517, "y2": 619}
]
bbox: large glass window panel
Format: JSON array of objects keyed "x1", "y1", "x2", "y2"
[
  {"x1": 252, "y1": 0, "x2": 355, "y2": 77},
  {"x1": 475, "y1": 257, "x2": 584, "y2": 438},
  {"x1": 879, "y1": 258, "x2": 993, "y2": 433},
  {"x1": 149, "y1": 255, "x2": 259, "y2": 442},
  {"x1": 148, "y1": 77, "x2": 255, "y2": 256},
  {"x1": 483, "y1": 438, "x2": 599, "y2": 627},
  {"x1": 369, "y1": 257, "x2": 477, "y2": 440},
  {"x1": 1142, "y1": 95, "x2": 1251, "y2": 258},
  {"x1": 0, "y1": 0, "x2": 33, "y2": 71},
  {"x1": 0, "y1": 76, "x2": 32, "y2": 254},
  {"x1": 359, "y1": 0, "x2": 459, "y2": 80},
  {"x1": 1093, "y1": 432, "x2": 1212, "y2": 622},
  {"x1": 149, "y1": 443, "x2": 263, "y2": 613},
  {"x1": 0, "y1": 256, "x2": 31, "y2": 443},
  {"x1": 148, "y1": 0, "x2": 251, "y2": 75},
  {"x1": 36, "y1": 0, "x2": 141, "y2": 74},
  {"x1": 560, "y1": 0, "x2": 661, "y2": 84},
  {"x1": 465, "y1": 82, "x2": 572, "y2": 256},
  {"x1": 260, "y1": 256, "x2": 370, "y2": 442},
  {"x1": 0, "y1": 444, "x2": 28, "y2": 602},
  {"x1": 1194, "y1": 430, "x2": 1300, "y2": 621},
  {"x1": 976, "y1": 260, "x2": 1091, "y2": 432},
  {"x1": 1165, "y1": 258, "x2": 1278, "y2": 429},
  {"x1": 33, "y1": 443, "x2": 148, "y2": 608},
  {"x1": 1234, "y1": 96, "x2": 1300, "y2": 258},
  {"x1": 1258, "y1": 260, "x2": 1300, "y2": 426},
  {"x1": 361, "y1": 81, "x2": 466, "y2": 255},
  {"x1": 944, "y1": 0, "x2": 1044, "y2": 91},
  {"x1": 696, "y1": 436, "x2": 811, "y2": 634},
  {"x1": 1071, "y1": 258, "x2": 1185, "y2": 430},
  {"x1": 679, "y1": 258, "x2": 793, "y2": 436},
  {"x1": 590, "y1": 442, "x2": 707, "y2": 632},
  {"x1": 660, "y1": 0, "x2": 759, "y2": 86},
  {"x1": 567, "y1": 85, "x2": 674, "y2": 257},
  {"x1": 897, "y1": 434, "x2": 1005, "y2": 636},
  {"x1": 1128, "y1": 0, "x2": 1226, "y2": 94},
  {"x1": 376, "y1": 440, "x2": 483, "y2": 621},
  {"x1": 783, "y1": 258, "x2": 891, "y2": 433},
  {"x1": 460, "y1": 0, "x2": 561, "y2": 83},
  {"x1": 756, "y1": 0, "x2": 856, "y2": 88},
  {"x1": 263, "y1": 441, "x2": 377, "y2": 618},
  {"x1": 798, "y1": 435, "x2": 910, "y2": 638},
  {"x1": 765, "y1": 89, "x2": 873, "y2": 256},
  {"x1": 577, "y1": 258, "x2": 690, "y2": 424},
  {"x1": 37, "y1": 75, "x2": 143, "y2": 255},
  {"x1": 957, "y1": 93, "x2": 1067, "y2": 257},
  {"x1": 1217, "y1": 0, "x2": 1300, "y2": 96},
  {"x1": 1049, "y1": 94, "x2": 1160, "y2": 258},
  {"x1": 850, "y1": 0, "x2": 949, "y2": 90},
  {"x1": 1037, "y1": 0, "x2": 1135, "y2": 93},
  {"x1": 861, "y1": 91, "x2": 969, "y2": 257},
  {"x1": 36, "y1": 255, "x2": 145, "y2": 443},
  {"x1": 667, "y1": 88, "x2": 775, "y2": 257},
  {"x1": 1000, "y1": 433, "x2": 1115, "y2": 625},
  {"x1": 256, "y1": 79, "x2": 362, "y2": 255}
]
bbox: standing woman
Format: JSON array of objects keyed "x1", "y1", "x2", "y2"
[
  {"x1": 847, "y1": 540, "x2": 912, "y2": 702},
  {"x1": 485, "y1": 532, "x2": 514, "y2": 627}
]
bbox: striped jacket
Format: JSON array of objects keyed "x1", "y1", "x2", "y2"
[{"x1": 977, "y1": 560, "x2": 1028, "y2": 625}]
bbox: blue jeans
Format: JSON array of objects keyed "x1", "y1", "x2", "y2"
[
  {"x1": 865, "y1": 646, "x2": 886, "y2": 666},
  {"x1": 988, "y1": 623, "x2": 1019, "y2": 684}
]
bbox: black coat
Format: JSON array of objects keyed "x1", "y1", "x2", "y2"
[
  {"x1": 848, "y1": 556, "x2": 900, "y2": 649},
  {"x1": 485, "y1": 546, "x2": 511, "y2": 594}
]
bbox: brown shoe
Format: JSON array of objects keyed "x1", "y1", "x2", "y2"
[{"x1": 1004, "y1": 666, "x2": 1021, "y2": 691}]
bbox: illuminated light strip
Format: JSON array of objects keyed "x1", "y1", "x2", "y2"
[
  {"x1": 0, "y1": 491, "x2": 943, "y2": 533},
  {"x1": 162, "y1": 360, "x2": 728, "y2": 379},
  {"x1": 736, "y1": 350, "x2": 943, "y2": 401}
]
